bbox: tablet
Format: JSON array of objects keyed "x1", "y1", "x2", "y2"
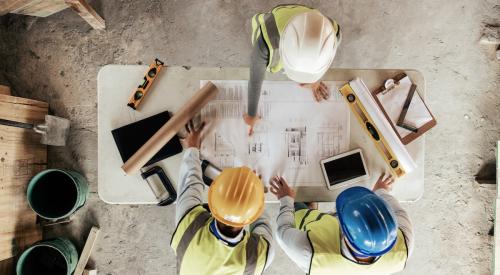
[{"x1": 320, "y1": 149, "x2": 369, "y2": 190}]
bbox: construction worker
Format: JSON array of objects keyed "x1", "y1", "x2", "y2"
[
  {"x1": 270, "y1": 173, "x2": 414, "y2": 275},
  {"x1": 171, "y1": 120, "x2": 274, "y2": 275},
  {"x1": 244, "y1": 4, "x2": 342, "y2": 135}
]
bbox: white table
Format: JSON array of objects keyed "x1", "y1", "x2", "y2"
[{"x1": 97, "y1": 66, "x2": 425, "y2": 204}]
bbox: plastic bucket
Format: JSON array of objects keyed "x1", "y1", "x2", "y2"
[
  {"x1": 27, "y1": 169, "x2": 88, "y2": 220},
  {"x1": 16, "y1": 238, "x2": 78, "y2": 275}
]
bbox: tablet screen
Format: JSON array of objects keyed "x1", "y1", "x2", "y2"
[{"x1": 323, "y1": 152, "x2": 366, "y2": 185}]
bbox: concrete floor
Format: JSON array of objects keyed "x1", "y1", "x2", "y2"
[{"x1": 1, "y1": 0, "x2": 499, "y2": 274}]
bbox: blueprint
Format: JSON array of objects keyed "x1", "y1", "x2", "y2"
[{"x1": 200, "y1": 80, "x2": 350, "y2": 187}]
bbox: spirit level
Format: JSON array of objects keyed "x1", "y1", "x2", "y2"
[
  {"x1": 338, "y1": 78, "x2": 417, "y2": 178},
  {"x1": 127, "y1": 58, "x2": 165, "y2": 110}
]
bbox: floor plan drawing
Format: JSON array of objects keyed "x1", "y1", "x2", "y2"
[
  {"x1": 212, "y1": 132, "x2": 235, "y2": 168},
  {"x1": 285, "y1": 126, "x2": 308, "y2": 166},
  {"x1": 200, "y1": 80, "x2": 350, "y2": 187}
]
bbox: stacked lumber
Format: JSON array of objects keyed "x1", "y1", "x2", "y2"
[
  {"x1": 0, "y1": 0, "x2": 105, "y2": 30},
  {"x1": 0, "y1": 85, "x2": 46, "y2": 272},
  {"x1": 0, "y1": 0, "x2": 67, "y2": 17}
]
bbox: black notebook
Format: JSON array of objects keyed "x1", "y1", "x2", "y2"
[{"x1": 111, "y1": 111, "x2": 183, "y2": 167}]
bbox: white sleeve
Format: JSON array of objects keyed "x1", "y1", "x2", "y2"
[
  {"x1": 175, "y1": 148, "x2": 206, "y2": 225},
  {"x1": 275, "y1": 196, "x2": 313, "y2": 274},
  {"x1": 375, "y1": 189, "x2": 415, "y2": 257}
]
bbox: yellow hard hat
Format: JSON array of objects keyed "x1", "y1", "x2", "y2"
[{"x1": 208, "y1": 167, "x2": 264, "y2": 227}]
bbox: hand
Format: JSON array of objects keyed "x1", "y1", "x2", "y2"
[
  {"x1": 269, "y1": 176, "x2": 296, "y2": 199},
  {"x1": 300, "y1": 81, "x2": 330, "y2": 102},
  {"x1": 180, "y1": 120, "x2": 206, "y2": 149},
  {"x1": 372, "y1": 173, "x2": 395, "y2": 192},
  {"x1": 243, "y1": 113, "x2": 261, "y2": 136}
]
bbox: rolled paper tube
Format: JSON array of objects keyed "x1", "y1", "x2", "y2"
[
  {"x1": 350, "y1": 78, "x2": 417, "y2": 174},
  {"x1": 121, "y1": 81, "x2": 219, "y2": 174}
]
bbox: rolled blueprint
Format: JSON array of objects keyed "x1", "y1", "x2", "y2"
[
  {"x1": 121, "y1": 81, "x2": 219, "y2": 175},
  {"x1": 349, "y1": 78, "x2": 417, "y2": 174}
]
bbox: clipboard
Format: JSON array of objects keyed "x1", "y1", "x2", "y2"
[{"x1": 372, "y1": 73, "x2": 436, "y2": 145}]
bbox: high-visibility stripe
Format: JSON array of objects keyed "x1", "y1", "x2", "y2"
[
  {"x1": 175, "y1": 211, "x2": 211, "y2": 273},
  {"x1": 299, "y1": 209, "x2": 314, "y2": 231},
  {"x1": 243, "y1": 234, "x2": 259, "y2": 275},
  {"x1": 263, "y1": 13, "x2": 281, "y2": 69}
]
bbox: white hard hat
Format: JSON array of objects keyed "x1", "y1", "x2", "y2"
[{"x1": 280, "y1": 11, "x2": 340, "y2": 83}]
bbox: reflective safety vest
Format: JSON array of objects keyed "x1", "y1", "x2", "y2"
[
  {"x1": 251, "y1": 5, "x2": 341, "y2": 73},
  {"x1": 295, "y1": 209, "x2": 408, "y2": 275},
  {"x1": 170, "y1": 205, "x2": 269, "y2": 275}
]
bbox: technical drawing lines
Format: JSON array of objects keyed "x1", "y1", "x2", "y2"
[
  {"x1": 316, "y1": 124, "x2": 345, "y2": 158},
  {"x1": 215, "y1": 84, "x2": 245, "y2": 101},
  {"x1": 284, "y1": 126, "x2": 308, "y2": 166},
  {"x1": 213, "y1": 132, "x2": 235, "y2": 168},
  {"x1": 247, "y1": 131, "x2": 269, "y2": 157},
  {"x1": 202, "y1": 102, "x2": 245, "y2": 119}
]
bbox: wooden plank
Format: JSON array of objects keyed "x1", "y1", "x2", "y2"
[
  {"x1": 10, "y1": 0, "x2": 68, "y2": 17},
  {"x1": 65, "y1": 0, "x2": 105, "y2": 30},
  {"x1": 0, "y1": 257, "x2": 16, "y2": 275},
  {"x1": 0, "y1": 94, "x2": 47, "y2": 261},
  {"x1": 495, "y1": 198, "x2": 500, "y2": 275},
  {"x1": 83, "y1": 270, "x2": 97, "y2": 275},
  {"x1": 495, "y1": 141, "x2": 500, "y2": 275},
  {"x1": 74, "y1": 227, "x2": 100, "y2": 275},
  {"x1": 0, "y1": 86, "x2": 11, "y2": 96},
  {"x1": 0, "y1": 94, "x2": 48, "y2": 124},
  {"x1": 0, "y1": 0, "x2": 32, "y2": 16}
]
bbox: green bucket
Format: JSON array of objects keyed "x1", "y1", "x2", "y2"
[
  {"x1": 27, "y1": 169, "x2": 88, "y2": 220},
  {"x1": 16, "y1": 238, "x2": 78, "y2": 275}
]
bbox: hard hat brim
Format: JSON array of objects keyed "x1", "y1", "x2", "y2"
[
  {"x1": 283, "y1": 65, "x2": 327, "y2": 84},
  {"x1": 208, "y1": 167, "x2": 265, "y2": 228},
  {"x1": 336, "y1": 186, "x2": 397, "y2": 257}
]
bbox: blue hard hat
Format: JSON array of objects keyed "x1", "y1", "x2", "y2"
[{"x1": 336, "y1": 186, "x2": 398, "y2": 257}]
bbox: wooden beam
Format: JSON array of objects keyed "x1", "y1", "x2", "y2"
[
  {"x1": 74, "y1": 226, "x2": 100, "y2": 275},
  {"x1": 0, "y1": 94, "x2": 47, "y2": 261},
  {"x1": 10, "y1": 0, "x2": 68, "y2": 17},
  {"x1": 0, "y1": 0, "x2": 33, "y2": 16},
  {"x1": 495, "y1": 141, "x2": 500, "y2": 275},
  {"x1": 0, "y1": 86, "x2": 11, "y2": 96},
  {"x1": 65, "y1": 0, "x2": 105, "y2": 30}
]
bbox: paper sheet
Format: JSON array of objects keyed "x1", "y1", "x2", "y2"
[
  {"x1": 376, "y1": 76, "x2": 433, "y2": 137},
  {"x1": 199, "y1": 80, "x2": 350, "y2": 187}
]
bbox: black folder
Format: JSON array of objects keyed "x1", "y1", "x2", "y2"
[{"x1": 111, "y1": 111, "x2": 183, "y2": 167}]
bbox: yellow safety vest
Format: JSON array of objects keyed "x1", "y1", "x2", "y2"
[
  {"x1": 251, "y1": 5, "x2": 341, "y2": 73},
  {"x1": 295, "y1": 209, "x2": 408, "y2": 275},
  {"x1": 170, "y1": 205, "x2": 269, "y2": 275}
]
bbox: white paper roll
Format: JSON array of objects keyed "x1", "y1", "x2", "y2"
[{"x1": 349, "y1": 78, "x2": 417, "y2": 174}]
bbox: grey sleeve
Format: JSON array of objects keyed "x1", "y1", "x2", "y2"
[
  {"x1": 247, "y1": 35, "x2": 269, "y2": 117},
  {"x1": 175, "y1": 148, "x2": 206, "y2": 225},
  {"x1": 250, "y1": 209, "x2": 275, "y2": 269},
  {"x1": 375, "y1": 189, "x2": 415, "y2": 257},
  {"x1": 275, "y1": 196, "x2": 313, "y2": 274}
]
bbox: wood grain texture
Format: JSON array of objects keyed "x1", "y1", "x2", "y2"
[
  {"x1": 0, "y1": 94, "x2": 47, "y2": 261},
  {"x1": 121, "y1": 81, "x2": 218, "y2": 174},
  {"x1": 65, "y1": 0, "x2": 105, "y2": 30},
  {"x1": 74, "y1": 227, "x2": 100, "y2": 275},
  {"x1": 9, "y1": 0, "x2": 68, "y2": 17},
  {"x1": 0, "y1": 0, "x2": 32, "y2": 16},
  {"x1": 0, "y1": 86, "x2": 11, "y2": 96},
  {"x1": 0, "y1": 257, "x2": 16, "y2": 275}
]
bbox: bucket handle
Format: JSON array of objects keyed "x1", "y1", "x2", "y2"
[
  {"x1": 33, "y1": 123, "x2": 48, "y2": 134},
  {"x1": 141, "y1": 166, "x2": 177, "y2": 206}
]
